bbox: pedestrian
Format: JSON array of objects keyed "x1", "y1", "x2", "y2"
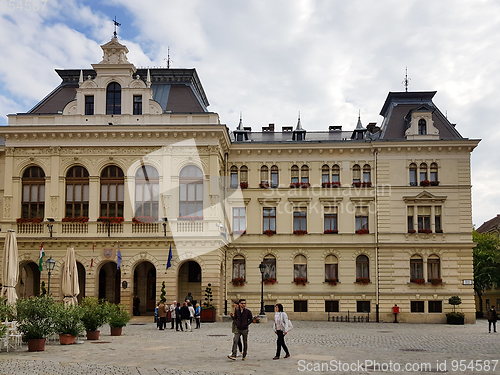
[
  {"x1": 195, "y1": 303, "x2": 201, "y2": 329},
  {"x1": 228, "y1": 298, "x2": 252, "y2": 361},
  {"x1": 154, "y1": 302, "x2": 159, "y2": 327},
  {"x1": 487, "y1": 306, "x2": 498, "y2": 333},
  {"x1": 133, "y1": 295, "x2": 141, "y2": 316},
  {"x1": 175, "y1": 302, "x2": 183, "y2": 331},
  {"x1": 228, "y1": 301, "x2": 243, "y2": 357},
  {"x1": 188, "y1": 301, "x2": 195, "y2": 330},
  {"x1": 180, "y1": 301, "x2": 192, "y2": 332},
  {"x1": 158, "y1": 300, "x2": 167, "y2": 330},
  {"x1": 170, "y1": 300, "x2": 177, "y2": 329},
  {"x1": 273, "y1": 303, "x2": 291, "y2": 359}
]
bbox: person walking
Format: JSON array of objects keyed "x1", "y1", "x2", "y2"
[
  {"x1": 194, "y1": 303, "x2": 201, "y2": 329},
  {"x1": 228, "y1": 298, "x2": 252, "y2": 361},
  {"x1": 175, "y1": 302, "x2": 183, "y2": 331},
  {"x1": 180, "y1": 302, "x2": 192, "y2": 332},
  {"x1": 228, "y1": 301, "x2": 243, "y2": 357},
  {"x1": 154, "y1": 302, "x2": 160, "y2": 328},
  {"x1": 158, "y1": 301, "x2": 168, "y2": 330},
  {"x1": 133, "y1": 295, "x2": 141, "y2": 316},
  {"x1": 273, "y1": 303, "x2": 291, "y2": 359},
  {"x1": 188, "y1": 302, "x2": 195, "y2": 332},
  {"x1": 170, "y1": 300, "x2": 177, "y2": 329},
  {"x1": 487, "y1": 306, "x2": 498, "y2": 333}
]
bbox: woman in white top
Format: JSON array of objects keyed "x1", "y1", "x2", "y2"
[{"x1": 273, "y1": 303, "x2": 290, "y2": 359}]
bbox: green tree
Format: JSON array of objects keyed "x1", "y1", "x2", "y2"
[
  {"x1": 473, "y1": 230, "x2": 500, "y2": 313},
  {"x1": 160, "y1": 281, "x2": 166, "y2": 303}
]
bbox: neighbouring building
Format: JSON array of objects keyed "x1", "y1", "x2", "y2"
[{"x1": 0, "y1": 37, "x2": 480, "y2": 323}]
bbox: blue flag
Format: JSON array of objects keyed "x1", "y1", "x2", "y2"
[
  {"x1": 117, "y1": 243, "x2": 122, "y2": 269},
  {"x1": 167, "y1": 244, "x2": 172, "y2": 269}
]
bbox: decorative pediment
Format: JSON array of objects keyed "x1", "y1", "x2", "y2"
[
  {"x1": 98, "y1": 38, "x2": 130, "y2": 65},
  {"x1": 258, "y1": 197, "x2": 281, "y2": 206},
  {"x1": 403, "y1": 191, "x2": 447, "y2": 203}
]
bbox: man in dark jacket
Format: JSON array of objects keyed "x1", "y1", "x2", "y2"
[
  {"x1": 228, "y1": 299, "x2": 252, "y2": 360},
  {"x1": 180, "y1": 302, "x2": 192, "y2": 331},
  {"x1": 487, "y1": 307, "x2": 497, "y2": 333}
]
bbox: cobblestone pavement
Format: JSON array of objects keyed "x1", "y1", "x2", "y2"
[{"x1": 1, "y1": 317, "x2": 499, "y2": 374}]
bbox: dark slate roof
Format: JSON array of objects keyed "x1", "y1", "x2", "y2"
[
  {"x1": 27, "y1": 68, "x2": 209, "y2": 115},
  {"x1": 379, "y1": 91, "x2": 462, "y2": 140},
  {"x1": 477, "y1": 214, "x2": 500, "y2": 233},
  {"x1": 231, "y1": 130, "x2": 356, "y2": 143}
]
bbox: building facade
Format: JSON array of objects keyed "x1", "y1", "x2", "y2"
[{"x1": 0, "y1": 38, "x2": 479, "y2": 323}]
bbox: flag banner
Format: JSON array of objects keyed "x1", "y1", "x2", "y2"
[
  {"x1": 38, "y1": 243, "x2": 45, "y2": 271},
  {"x1": 117, "y1": 243, "x2": 122, "y2": 269},
  {"x1": 167, "y1": 244, "x2": 172, "y2": 269}
]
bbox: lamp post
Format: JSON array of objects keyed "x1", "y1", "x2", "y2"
[
  {"x1": 162, "y1": 218, "x2": 168, "y2": 237},
  {"x1": 258, "y1": 262, "x2": 266, "y2": 316},
  {"x1": 47, "y1": 218, "x2": 54, "y2": 238},
  {"x1": 46, "y1": 256, "x2": 56, "y2": 294}
]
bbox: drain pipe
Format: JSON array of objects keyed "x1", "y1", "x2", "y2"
[{"x1": 374, "y1": 147, "x2": 380, "y2": 323}]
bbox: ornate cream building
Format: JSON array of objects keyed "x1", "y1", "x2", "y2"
[{"x1": 0, "y1": 38, "x2": 479, "y2": 323}]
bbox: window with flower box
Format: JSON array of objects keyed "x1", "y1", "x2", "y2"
[
  {"x1": 427, "y1": 254, "x2": 440, "y2": 281},
  {"x1": 409, "y1": 163, "x2": 417, "y2": 186},
  {"x1": 240, "y1": 165, "x2": 248, "y2": 185},
  {"x1": 363, "y1": 164, "x2": 371, "y2": 183},
  {"x1": 324, "y1": 206, "x2": 338, "y2": 233},
  {"x1": 356, "y1": 255, "x2": 369, "y2": 279},
  {"x1": 291, "y1": 165, "x2": 299, "y2": 183},
  {"x1": 262, "y1": 254, "x2": 276, "y2": 280},
  {"x1": 263, "y1": 207, "x2": 276, "y2": 233},
  {"x1": 22, "y1": 166, "x2": 45, "y2": 219},
  {"x1": 232, "y1": 207, "x2": 246, "y2": 233},
  {"x1": 428, "y1": 300, "x2": 442, "y2": 313},
  {"x1": 410, "y1": 255, "x2": 423, "y2": 281},
  {"x1": 332, "y1": 164, "x2": 340, "y2": 184},
  {"x1": 417, "y1": 206, "x2": 431, "y2": 232},
  {"x1": 419, "y1": 163, "x2": 428, "y2": 183},
  {"x1": 411, "y1": 301, "x2": 424, "y2": 313},
  {"x1": 66, "y1": 166, "x2": 89, "y2": 219},
  {"x1": 179, "y1": 165, "x2": 203, "y2": 218},
  {"x1": 322, "y1": 165, "x2": 330, "y2": 184},
  {"x1": 407, "y1": 206, "x2": 415, "y2": 233},
  {"x1": 430, "y1": 163, "x2": 438, "y2": 185},
  {"x1": 325, "y1": 254, "x2": 338, "y2": 282},
  {"x1": 260, "y1": 165, "x2": 269, "y2": 186},
  {"x1": 135, "y1": 165, "x2": 159, "y2": 220},
  {"x1": 232, "y1": 255, "x2": 245, "y2": 280},
  {"x1": 301, "y1": 165, "x2": 309, "y2": 184},
  {"x1": 100, "y1": 165, "x2": 124, "y2": 218},
  {"x1": 230, "y1": 166, "x2": 238, "y2": 188},
  {"x1": 355, "y1": 207, "x2": 369, "y2": 233},
  {"x1": 270, "y1": 165, "x2": 278, "y2": 188},
  {"x1": 352, "y1": 164, "x2": 361, "y2": 184},
  {"x1": 294, "y1": 254, "x2": 307, "y2": 280},
  {"x1": 293, "y1": 208, "x2": 307, "y2": 233}
]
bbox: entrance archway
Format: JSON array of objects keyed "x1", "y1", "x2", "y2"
[
  {"x1": 98, "y1": 262, "x2": 120, "y2": 304},
  {"x1": 178, "y1": 261, "x2": 201, "y2": 305},
  {"x1": 133, "y1": 261, "x2": 156, "y2": 314},
  {"x1": 17, "y1": 262, "x2": 40, "y2": 298},
  {"x1": 77, "y1": 262, "x2": 86, "y2": 304}
]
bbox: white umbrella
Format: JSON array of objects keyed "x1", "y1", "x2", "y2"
[
  {"x1": 1, "y1": 229, "x2": 19, "y2": 304},
  {"x1": 61, "y1": 246, "x2": 79, "y2": 306}
]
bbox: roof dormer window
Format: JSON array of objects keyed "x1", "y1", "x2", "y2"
[
  {"x1": 106, "y1": 82, "x2": 121, "y2": 115},
  {"x1": 418, "y1": 119, "x2": 427, "y2": 135}
]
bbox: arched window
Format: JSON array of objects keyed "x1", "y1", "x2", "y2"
[
  {"x1": 419, "y1": 163, "x2": 428, "y2": 182},
  {"x1": 322, "y1": 165, "x2": 330, "y2": 183},
  {"x1": 270, "y1": 165, "x2": 279, "y2": 188},
  {"x1": 352, "y1": 164, "x2": 361, "y2": 183},
  {"x1": 410, "y1": 255, "x2": 423, "y2": 281},
  {"x1": 301, "y1": 165, "x2": 309, "y2": 183},
  {"x1": 291, "y1": 165, "x2": 299, "y2": 183},
  {"x1": 418, "y1": 119, "x2": 427, "y2": 135},
  {"x1": 106, "y1": 82, "x2": 121, "y2": 115},
  {"x1": 135, "y1": 165, "x2": 159, "y2": 220},
  {"x1": 325, "y1": 255, "x2": 338, "y2": 281},
  {"x1": 240, "y1": 165, "x2": 248, "y2": 184},
  {"x1": 332, "y1": 164, "x2": 340, "y2": 183},
  {"x1": 22, "y1": 166, "x2": 45, "y2": 219},
  {"x1": 230, "y1": 166, "x2": 238, "y2": 188},
  {"x1": 294, "y1": 254, "x2": 307, "y2": 280},
  {"x1": 179, "y1": 165, "x2": 203, "y2": 218},
  {"x1": 430, "y1": 163, "x2": 438, "y2": 184},
  {"x1": 263, "y1": 254, "x2": 276, "y2": 280},
  {"x1": 427, "y1": 255, "x2": 440, "y2": 281},
  {"x1": 362, "y1": 164, "x2": 371, "y2": 183},
  {"x1": 66, "y1": 166, "x2": 89, "y2": 218},
  {"x1": 232, "y1": 255, "x2": 245, "y2": 280},
  {"x1": 356, "y1": 255, "x2": 369, "y2": 279},
  {"x1": 409, "y1": 163, "x2": 417, "y2": 186},
  {"x1": 100, "y1": 165, "x2": 124, "y2": 218},
  {"x1": 260, "y1": 165, "x2": 269, "y2": 185}
]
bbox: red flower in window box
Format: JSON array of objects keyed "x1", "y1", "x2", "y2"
[
  {"x1": 420, "y1": 180, "x2": 430, "y2": 186},
  {"x1": 259, "y1": 182, "x2": 270, "y2": 189},
  {"x1": 324, "y1": 229, "x2": 338, "y2": 234},
  {"x1": 263, "y1": 229, "x2": 276, "y2": 236},
  {"x1": 263, "y1": 277, "x2": 276, "y2": 285},
  {"x1": 408, "y1": 229, "x2": 416, "y2": 234},
  {"x1": 361, "y1": 182, "x2": 372, "y2": 188},
  {"x1": 301, "y1": 182, "x2": 310, "y2": 188},
  {"x1": 410, "y1": 278, "x2": 426, "y2": 285},
  {"x1": 232, "y1": 277, "x2": 245, "y2": 286},
  {"x1": 240, "y1": 182, "x2": 248, "y2": 189},
  {"x1": 132, "y1": 216, "x2": 158, "y2": 224},
  {"x1": 331, "y1": 181, "x2": 341, "y2": 188},
  {"x1": 429, "y1": 278, "x2": 442, "y2": 286},
  {"x1": 98, "y1": 216, "x2": 124, "y2": 224},
  {"x1": 178, "y1": 216, "x2": 203, "y2": 221},
  {"x1": 325, "y1": 278, "x2": 338, "y2": 286},
  {"x1": 322, "y1": 182, "x2": 331, "y2": 188},
  {"x1": 62, "y1": 217, "x2": 89, "y2": 223},
  {"x1": 16, "y1": 217, "x2": 43, "y2": 224},
  {"x1": 355, "y1": 277, "x2": 370, "y2": 285},
  {"x1": 294, "y1": 277, "x2": 307, "y2": 286},
  {"x1": 418, "y1": 228, "x2": 432, "y2": 234},
  {"x1": 293, "y1": 230, "x2": 308, "y2": 235},
  {"x1": 289, "y1": 182, "x2": 301, "y2": 188},
  {"x1": 352, "y1": 181, "x2": 362, "y2": 187},
  {"x1": 356, "y1": 228, "x2": 369, "y2": 234},
  {"x1": 430, "y1": 181, "x2": 439, "y2": 186}
]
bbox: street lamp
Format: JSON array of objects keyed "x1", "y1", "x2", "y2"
[
  {"x1": 162, "y1": 218, "x2": 168, "y2": 237},
  {"x1": 258, "y1": 262, "x2": 266, "y2": 316},
  {"x1": 46, "y1": 256, "x2": 56, "y2": 294}
]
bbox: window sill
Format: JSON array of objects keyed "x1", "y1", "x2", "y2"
[{"x1": 406, "y1": 282, "x2": 446, "y2": 287}]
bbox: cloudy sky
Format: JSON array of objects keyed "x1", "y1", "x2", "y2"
[{"x1": 0, "y1": 0, "x2": 498, "y2": 227}]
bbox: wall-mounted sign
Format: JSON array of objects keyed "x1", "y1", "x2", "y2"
[
  {"x1": 462, "y1": 279, "x2": 473, "y2": 285},
  {"x1": 122, "y1": 281, "x2": 128, "y2": 289}
]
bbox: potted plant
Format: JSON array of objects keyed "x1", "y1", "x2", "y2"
[
  {"x1": 16, "y1": 295, "x2": 56, "y2": 351},
  {"x1": 201, "y1": 283, "x2": 216, "y2": 322},
  {"x1": 326, "y1": 278, "x2": 338, "y2": 285},
  {"x1": 446, "y1": 296, "x2": 464, "y2": 325},
  {"x1": 263, "y1": 277, "x2": 276, "y2": 285},
  {"x1": 108, "y1": 304, "x2": 131, "y2": 336},
  {"x1": 80, "y1": 296, "x2": 109, "y2": 340},
  {"x1": 240, "y1": 182, "x2": 248, "y2": 189},
  {"x1": 53, "y1": 303, "x2": 84, "y2": 345},
  {"x1": 294, "y1": 277, "x2": 307, "y2": 286}
]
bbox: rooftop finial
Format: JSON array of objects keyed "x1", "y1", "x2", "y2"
[
  {"x1": 402, "y1": 66, "x2": 411, "y2": 92},
  {"x1": 295, "y1": 111, "x2": 302, "y2": 131},
  {"x1": 164, "y1": 47, "x2": 173, "y2": 69},
  {"x1": 112, "y1": 16, "x2": 121, "y2": 39},
  {"x1": 356, "y1": 111, "x2": 363, "y2": 129},
  {"x1": 237, "y1": 112, "x2": 244, "y2": 130}
]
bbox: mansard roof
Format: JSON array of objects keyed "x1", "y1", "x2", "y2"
[{"x1": 477, "y1": 214, "x2": 500, "y2": 234}]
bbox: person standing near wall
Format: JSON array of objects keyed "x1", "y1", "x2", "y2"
[
  {"x1": 228, "y1": 299, "x2": 252, "y2": 361},
  {"x1": 158, "y1": 301, "x2": 167, "y2": 330},
  {"x1": 273, "y1": 303, "x2": 291, "y2": 359}
]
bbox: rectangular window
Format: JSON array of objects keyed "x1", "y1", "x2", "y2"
[
  {"x1": 293, "y1": 209, "x2": 307, "y2": 232},
  {"x1": 230, "y1": 172, "x2": 238, "y2": 188},
  {"x1": 407, "y1": 206, "x2": 414, "y2": 232},
  {"x1": 410, "y1": 258, "x2": 423, "y2": 280},
  {"x1": 264, "y1": 304, "x2": 275, "y2": 313},
  {"x1": 435, "y1": 206, "x2": 442, "y2": 232},
  {"x1": 232, "y1": 258, "x2": 245, "y2": 279},
  {"x1": 325, "y1": 263, "x2": 338, "y2": 279},
  {"x1": 411, "y1": 301, "x2": 425, "y2": 313},
  {"x1": 294, "y1": 300, "x2": 307, "y2": 312},
  {"x1": 355, "y1": 216, "x2": 368, "y2": 231},
  {"x1": 324, "y1": 213, "x2": 338, "y2": 232},
  {"x1": 409, "y1": 169, "x2": 417, "y2": 186},
  {"x1": 133, "y1": 95, "x2": 142, "y2": 115},
  {"x1": 294, "y1": 264, "x2": 307, "y2": 279},
  {"x1": 263, "y1": 208, "x2": 276, "y2": 232},
  {"x1": 85, "y1": 96, "x2": 94, "y2": 115},
  {"x1": 417, "y1": 206, "x2": 431, "y2": 231},
  {"x1": 322, "y1": 172, "x2": 329, "y2": 183},
  {"x1": 325, "y1": 300, "x2": 339, "y2": 313},
  {"x1": 271, "y1": 169, "x2": 278, "y2": 188},
  {"x1": 428, "y1": 301, "x2": 442, "y2": 313},
  {"x1": 232, "y1": 207, "x2": 246, "y2": 232},
  {"x1": 357, "y1": 301, "x2": 370, "y2": 313}
]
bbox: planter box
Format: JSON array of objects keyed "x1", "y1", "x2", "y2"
[
  {"x1": 59, "y1": 334, "x2": 76, "y2": 345},
  {"x1": 110, "y1": 327, "x2": 123, "y2": 336},
  {"x1": 86, "y1": 330, "x2": 100, "y2": 340},
  {"x1": 28, "y1": 338, "x2": 46, "y2": 352},
  {"x1": 201, "y1": 308, "x2": 216, "y2": 322},
  {"x1": 447, "y1": 316, "x2": 464, "y2": 325}
]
